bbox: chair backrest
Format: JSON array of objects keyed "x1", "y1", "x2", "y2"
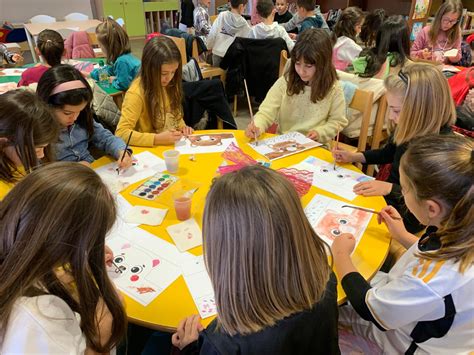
[
  {"x1": 166, "y1": 35, "x2": 187, "y2": 65},
  {"x1": 366, "y1": 94, "x2": 387, "y2": 176},
  {"x1": 279, "y1": 49, "x2": 288, "y2": 77},
  {"x1": 56, "y1": 28, "x2": 76, "y2": 40},
  {"x1": 348, "y1": 88, "x2": 374, "y2": 153},
  {"x1": 210, "y1": 15, "x2": 218, "y2": 24},
  {"x1": 30, "y1": 15, "x2": 56, "y2": 24},
  {"x1": 64, "y1": 12, "x2": 89, "y2": 21}
]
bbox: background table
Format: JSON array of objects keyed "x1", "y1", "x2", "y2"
[
  {"x1": 24, "y1": 20, "x2": 102, "y2": 63},
  {"x1": 92, "y1": 130, "x2": 391, "y2": 332}
]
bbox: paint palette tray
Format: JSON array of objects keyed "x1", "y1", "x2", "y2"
[{"x1": 130, "y1": 173, "x2": 178, "y2": 200}]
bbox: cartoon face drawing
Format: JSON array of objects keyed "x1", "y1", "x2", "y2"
[
  {"x1": 109, "y1": 244, "x2": 160, "y2": 283},
  {"x1": 189, "y1": 134, "x2": 234, "y2": 147},
  {"x1": 266, "y1": 140, "x2": 305, "y2": 159},
  {"x1": 319, "y1": 166, "x2": 373, "y2": 182},
  {"x1": 313, "y1": 208, "x2": 367, "y2": 242}
]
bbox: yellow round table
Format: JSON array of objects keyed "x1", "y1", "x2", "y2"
[{"x1": 93, "y1": 130, "x2": 391, "y2": 332}]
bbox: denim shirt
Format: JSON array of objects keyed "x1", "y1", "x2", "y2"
[{"x1": 56, "y1": 120, "x2": 126, "y2": 163}]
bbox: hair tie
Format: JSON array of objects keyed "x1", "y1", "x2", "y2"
[
  {"x1": 46, "y1": 39, "x2": 52, "y2": 43},
  {"x1": 50, "y1": 80, "x2": 87, "y2": 96}
]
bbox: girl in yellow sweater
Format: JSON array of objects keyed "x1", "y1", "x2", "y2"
[
  {"x1": 115, "y1": 36, "x2": 193, "y2": 147},
  {"x1": 245, "y1": 28, "x2": 347, "y2": 143}
]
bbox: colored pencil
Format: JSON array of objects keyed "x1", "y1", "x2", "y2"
[
  {"x1": 243, "y1": 78, "x2": 258, "y2": 146},
  {"x1": 342, "y1": 205, "x2": 402, "y2": 220},
  {"x1": 333, "y1": 125, "x2": 340, "y2": 170},
  {"x1": 117, "y1": 131, "x2": 133, "y2": 175}
]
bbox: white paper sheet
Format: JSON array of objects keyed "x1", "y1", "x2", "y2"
[
  {"x1": 0, "y1": 68, "x2": 26, "y2": 76},
  {"x1": 95, "y1": 151, "x2": 166, "y2": 193},
  {"x1": 248, "y1": 132, "x2": 322, "y2": 160},
  {"x1": 174, "y1": 133, "x2": 238, "y2": 154},
  {"x1": 304, "y1": 194, "x2": 372, "y2": 249},
  {"x1": 181, "y1": 256, "x2": 216, "y2": 319},
  {"x1": 291, "y1": 156, "x2": 374, "y2": 201}
]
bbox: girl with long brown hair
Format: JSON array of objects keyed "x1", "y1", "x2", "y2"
[
  {"x1": 333, "y1": 63, "x2": 455, "y2": 233},
  {"x1": 0, "y1": 90, "x2": 59, "y2": 199},
  {"x1": 115, "y1": 36, "x2": 193, "y2": 147},
  {"x1": 332, "y1": 7, "x2": 364, "y2": 70},
  {"x1": 0, "y1": 162, "x2": 127, "y2": 353},
  {"x1": 89, "y1": 18, "x2": 140, "y2": 91},
  {"x1": 411, "y1": 0, "x2": 463, "y2": 63},
  {"x1": 245, "y1": 28, "x2": 347, "y2": 144},
  {"x1": 333, "y1": 134, "x2": 474, "y2": 354},
  {"x1": 172, "y1": 166, "x2": 339, "y2": 354}
]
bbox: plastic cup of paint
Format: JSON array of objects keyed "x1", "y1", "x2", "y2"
[
  {"x1": 173, "y1": 190, "x2": 192, "y2": 221},
  {"x1": 163, "y1": 150, "x2": 180, "y2": 173}
]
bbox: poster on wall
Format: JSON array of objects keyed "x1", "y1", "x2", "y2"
[
  {"x1": 412, "y1": 0, "x2": 430, "y2": 20},
  {"x1": 410, "y1": 22, "x2": 424, "y2": 41}
]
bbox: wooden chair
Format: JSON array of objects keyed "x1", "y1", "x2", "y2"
[
  {"x1": 279, "y1": 49, "x2": 288, "y2": 77},
  {"x1": 166, "y1": 36, "x2": 187, "y2": 65},
  {"x1": 210, "y1": 15, "x2": 218, "y2": 24}
]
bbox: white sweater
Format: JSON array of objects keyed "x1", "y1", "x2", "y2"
[
  {"x1": 254, "y1": 76, "x2": 348, "y2": 143},
  {"x1": 249, "y1": 22, "x2": 294, "y2": 52},
  {"x1": 207, "y1": 11, "x2": 251, "y2": 58},
  {"x1": 1, "y1": 295, "x2": 86, "y2": 354}
]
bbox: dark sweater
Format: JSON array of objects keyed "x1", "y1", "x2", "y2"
[
  {"x1": 183, "y1": 273, "x2": 340, "y2": 355},
  {"x1": 275, "y1": 11, "x2": 293, "y2": 24},
  {"x1": 362, "y1": 126, "x2": 452, "y2": 233}
]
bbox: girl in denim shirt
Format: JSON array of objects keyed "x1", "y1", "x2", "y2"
[{"x1": 37, "y1": 65, "x2": 133, "y2": 170}]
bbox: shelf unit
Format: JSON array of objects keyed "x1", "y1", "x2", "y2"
[{"x1": 144, "y1": 1, "x2": 179, "y2": 34}]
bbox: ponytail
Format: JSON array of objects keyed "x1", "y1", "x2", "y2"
[{"x1": 37, "y1": 29, "x2": 64, "y2": 67}]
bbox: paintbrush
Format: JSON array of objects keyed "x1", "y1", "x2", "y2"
[
  {"x1": 117, "y1": 131, "x2": 133, "y2": 175},
  {"x1": 243, "y1": 78, "x2": 258, "y2": 146},
  {"x1": 111, "y1": 260, "x2": 123, "y2": 273},
  {"x1": 333, "y1": 124, "x2": 340, "y2": 171},
  {"x1": 342, "y1": 205, "x2": 403, "y2": 220}
]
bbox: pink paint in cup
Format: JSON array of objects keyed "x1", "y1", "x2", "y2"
[{"x1": 173, "y1": 190, "x2": 192, "y2": 221}]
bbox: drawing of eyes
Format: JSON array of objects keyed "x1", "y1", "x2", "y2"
[
  {"x1": 339, "y1": 218, "x2": 348, "y2": 225},
  {"x1": 331, "y1": 229, "x2": 341, "y2": 237},
  {"x1": 131, "y1": 265, "x2": 145, "y2": 274},
  {"x1": 321, "y1": 168, "x2": 329, "y2": 173},
  {"x1": 336, "y1": 174, "x2": 344, "y2": 179},
  {"x1": 114, "y1": 256, "x2": 125, "y2": 263}
]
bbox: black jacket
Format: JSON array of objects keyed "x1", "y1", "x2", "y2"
[
  {"x1": 182, "y1": 273, "x2": 340, "y2": 355},
  {"x1": 220, "y1": 37, "x2": 288, "y2": 101}
]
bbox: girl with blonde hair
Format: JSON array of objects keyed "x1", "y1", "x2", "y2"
[
  {"x1": 172, "y1": 166, "x2": 339, "y2": 354},
  {"x1": 90, "y1": 18, "x2": 140, "y2": 91},
  {"x1": 333, "y1": 63, "x2": 455, "y2": 233},
  {"x1": 333, "y1": 134, "x2": 474, "y2": 354},
  {"x1": 0, "y1": 162, "x2": 127, "y2": 352},
  {"x1": 411, "y1": 0, "x2": 463, "y2": 63}
]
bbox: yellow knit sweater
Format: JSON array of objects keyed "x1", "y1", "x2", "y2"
[
  {"x1": 254, "y1": 77, "x2": 348, "y2": 143},
  {"x1": 115, "y1": 78, "x2": 186, "y2": 147}
]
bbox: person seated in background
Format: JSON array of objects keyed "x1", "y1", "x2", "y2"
[{"x1": 249, "y1": 0, "x2": 294, "y2": 52}]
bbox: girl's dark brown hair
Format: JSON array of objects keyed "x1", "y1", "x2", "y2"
[
  {"x1": 0, "y1": 90, "x2": 59, "y2": 183},
  {"x1": 37, "y1": 65, "x2": 95, "y2": 138},
  {"x1": 36, "y1": 29, "x2": 64, "y2": 67},
  {"x1": 203, "y1": 166, "x2": 331, "y2": 335},
  {"x1": 334, "y1": 7, "x2": 364, "y2": 41},
  {"x1": 96, "y1": 18, "x2": 131, "y2": 64},
  {"x1": 429, "y1": 0, "x2": 463, "y2": 47},
  {"x1": 359, "y1": 9, "x2": 386, "y2": 47},
  {"x1": 400, "y1": 135, "x2": 473, "y2": 273},
  {"x1": 0, "y1": 162, "x2": 127, "y2": 351},
  {"x1": 140, "y1": 36, "x2": 183, "y2": 132},
  {"x1": 287, "y1": 28, "x2": 337, "y2": 103}
]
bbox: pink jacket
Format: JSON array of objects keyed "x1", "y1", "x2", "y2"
[
  {"x1": 64, "y1": 31, "x2": 95, "y2": 59},
  {"x1": 410, "y1": 25, "x2": 462, "y2": 63}
]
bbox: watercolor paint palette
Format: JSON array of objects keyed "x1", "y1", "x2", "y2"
[{"x1": 130, "y1": 173, "x2": 178, "y2": 200}]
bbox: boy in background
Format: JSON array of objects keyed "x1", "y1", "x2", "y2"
[
  {"x1": 274, "y1": 0, "x2": 293, "y2": 24},
  {"x1": 194, "y1": 0, "x2": 212, "y2": 43},
  {"x1": 0, "y1": 44, "x2": 22, "y2": 67},
  {"x1": 281, "y1": 0, "x2": 328, "y2": 35},
  {"x1": 207, "y1": 0, "x2": 251, "y2": 67},
  {"x1": 249, "y1": 0, "x2": 294, "y2": 51}
]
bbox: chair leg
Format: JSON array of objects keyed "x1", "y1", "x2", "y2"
[{"x1": 217, "y1": 117, "x2": 223, "y2": 129}]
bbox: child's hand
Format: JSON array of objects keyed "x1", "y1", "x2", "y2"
[
  {"x1": 332, "y1": 148, "x2": 354, "y2": 163},
  {"x1": 12, "y1": 53, "x2": 23, "y2": 63},
  {"x1": 331, "y1": 233, "x2": 356, "y2": 256},
  {"x1": 171, "y1": 315, "x2": 203, "y2": 350},
  {"x1": 104, "y1": 245, "x2": 114, "y2": 267},
  {"x1": 108, "y1": 76, "x2": 116, "y2": 83},
  {"x1": 181, "y1": 125, "x2": 194, "y2": 136},
  {"x1": 154, "y1": 130, "x2": 183, "y2": 145},
  {"x1": 378, "y1": 206, "x2": 407, "y2": 239},
  {"x1": 289, "y1": 33, "x2": 297, "y2": 40},
  {"x1": 245, "y1": 121, "x2": 261, "y2": 140},
  {"x1": 306, "y1": 130, "x2": 319, "y2": 141},
  {"x1": 117, "y1": 150, "x2": 133, "y2": 171},
  {"x1": 422, "y1": 48, "x2": 432, "y2": 60},
  {"x1": 354, "y1": 180, "x2": 392, "y2": 196},
  {"x1": 79, "y1": 161, "x2": 91, "y2": 167}
]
